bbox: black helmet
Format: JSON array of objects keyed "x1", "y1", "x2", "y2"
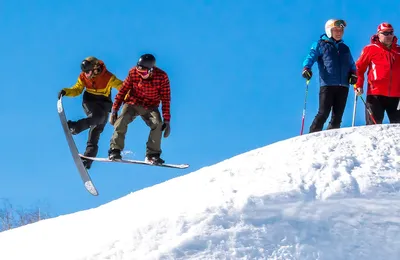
[
  {"x1": 137, "y1": 54, "x2": 156, "y2": 69},
  {"x1": 81, "y1": 56, "x2": 99, "y2": 73}
]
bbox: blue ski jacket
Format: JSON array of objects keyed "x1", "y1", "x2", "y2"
[{"x1": 303, "y1": 34, "x2": 356, "y2": 87}]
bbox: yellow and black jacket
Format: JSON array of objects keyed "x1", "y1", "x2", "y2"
[{"x1": 63, "y1": 60, "x2": 122, "y2": 103}]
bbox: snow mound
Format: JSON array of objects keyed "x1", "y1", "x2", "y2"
[{"x1": 0, "y1": 124, "x2": 399, "y2": 260}]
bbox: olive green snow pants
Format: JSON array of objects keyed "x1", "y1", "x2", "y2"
[{"x1": 109, "y1": 103, "x2": 163, "y2": 156}]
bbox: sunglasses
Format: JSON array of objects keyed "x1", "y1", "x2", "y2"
[{"x1": 380, "y1": 31, "x2": 394, "y2": 36}]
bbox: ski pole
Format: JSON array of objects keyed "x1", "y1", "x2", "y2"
[
  {"x1": 359, "y1": 95, "x2": 377, "y2": 124},
  {"x1": 397, "y1": 98, "x2": 400, "y2": 111},
  {"x1": 352, "y1": 91, "x2": 358, "y2": 127},
  {"x1": 300, "y1": 80, "x2": 310, "y2": 135}
]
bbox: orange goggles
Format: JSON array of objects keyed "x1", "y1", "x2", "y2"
[{"x1": 332, "y1": 19, "x2": 346, "y2": 28}]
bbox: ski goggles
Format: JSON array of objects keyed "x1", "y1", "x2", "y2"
[
  {"x1": 84, "y1": 68, "x2": 101, "y2": 78},
  {"x1": 82, "y1": 67, "x2": 92, "y2": 73},
  {"x1": 83, "y1": 65, "x2": 101, "y2": 77},
  {"x1": 330, "y1": 19, "x2": 347, "y2": 28},
  {"x1": 136, "y1": 66, "x2": 152, "y2": 76}
]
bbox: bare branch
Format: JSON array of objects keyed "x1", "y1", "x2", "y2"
[{"x1": 0, "y1": 198, "x2": 54, "y2": 232}]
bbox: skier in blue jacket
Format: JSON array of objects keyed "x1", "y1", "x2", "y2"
[{"x1": 302, "y1": 19, "x2": 357, "y2": 133}]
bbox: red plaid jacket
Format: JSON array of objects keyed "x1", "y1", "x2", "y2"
[{"x1": 112, "y1": 66, "x2": 171, "y2": 121}]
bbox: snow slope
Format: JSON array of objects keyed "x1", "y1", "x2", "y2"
[{"x1": 0, "y1": 124, "x2": 400, "y2": 260}]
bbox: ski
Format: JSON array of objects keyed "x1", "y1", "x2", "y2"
[
  {"x1": 57, "y1": 97, "x2": 99, "y2": 196},
  {"x1": 79, "y1": 154, "x2": 189, "y2": 169}
]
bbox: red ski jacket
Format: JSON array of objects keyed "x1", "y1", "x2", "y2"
[{"x1": 355, "y1": 35, "x2": 400, "y2": 97}]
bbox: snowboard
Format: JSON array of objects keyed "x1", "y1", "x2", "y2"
[
  {"x1": 79, "y1": 154, "x2": 190, "y2": 169},
  {"x1": 57, "y1": 97, "x2": 99, "y2": 196}
]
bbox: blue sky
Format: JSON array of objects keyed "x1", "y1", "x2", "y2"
[{"x1": 1, "y1": 0, "x2": 399, "y2": 216}]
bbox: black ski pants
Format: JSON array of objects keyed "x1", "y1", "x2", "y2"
[
  {"x1": 365, "y1": 95, "x2": 400, "y2": 125},
  {"x1": 309, "y1": 86, "x2": 349, "y2": 133},
  {"x1": 73, "y1": 100, "x2": 111, "y2": 158}
]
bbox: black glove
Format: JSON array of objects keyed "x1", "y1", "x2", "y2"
[
  {"x1": 349, "y1": 72, "x2": 358, "y2": 85},
  {"x1": 109, "y1": 112, "x2": 118, "y2": 125},
  {"x1": 58, "y1": 90, "x2": 66, "y2": 99},
  {"x1": 302, "y1": 68, "x2": 312, "y2": 80},
  {"x1": 162, "y1": 121, "x2": 170, "y2": 138}
]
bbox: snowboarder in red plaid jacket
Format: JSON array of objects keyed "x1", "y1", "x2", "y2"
[{"x1": 108, "y1": 54, "x2": 171, "y2": 164}]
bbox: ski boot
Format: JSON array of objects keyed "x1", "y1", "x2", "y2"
[
  {"x1": 67, "y1": 120, "x2": 78, "y2": 135},
  {"x1": 108, "y1": 148, "x2": 122, "y2": 160},
  {"x1": 145, "y1": 154, "x2": 165, "y2": 165},
  {"x1": 82, "y1": 158, "x2": 93, "y2": 170}
]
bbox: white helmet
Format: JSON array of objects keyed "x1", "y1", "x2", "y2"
[{"x1": 325, "y1": 19, "x2": 347, "y2": 38}]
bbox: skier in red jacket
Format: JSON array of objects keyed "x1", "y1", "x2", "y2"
[{"x1": 355, "y1": 22, "x2": 400, "y2": 124}]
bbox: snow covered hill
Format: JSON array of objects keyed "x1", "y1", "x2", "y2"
[{"x1": 0, "y1": 124, "x2": 400, "y2": 260}]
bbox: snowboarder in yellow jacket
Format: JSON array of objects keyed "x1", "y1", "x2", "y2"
[{"x1": 58, "y1": 56, "x2": 122, "y2": 169}]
